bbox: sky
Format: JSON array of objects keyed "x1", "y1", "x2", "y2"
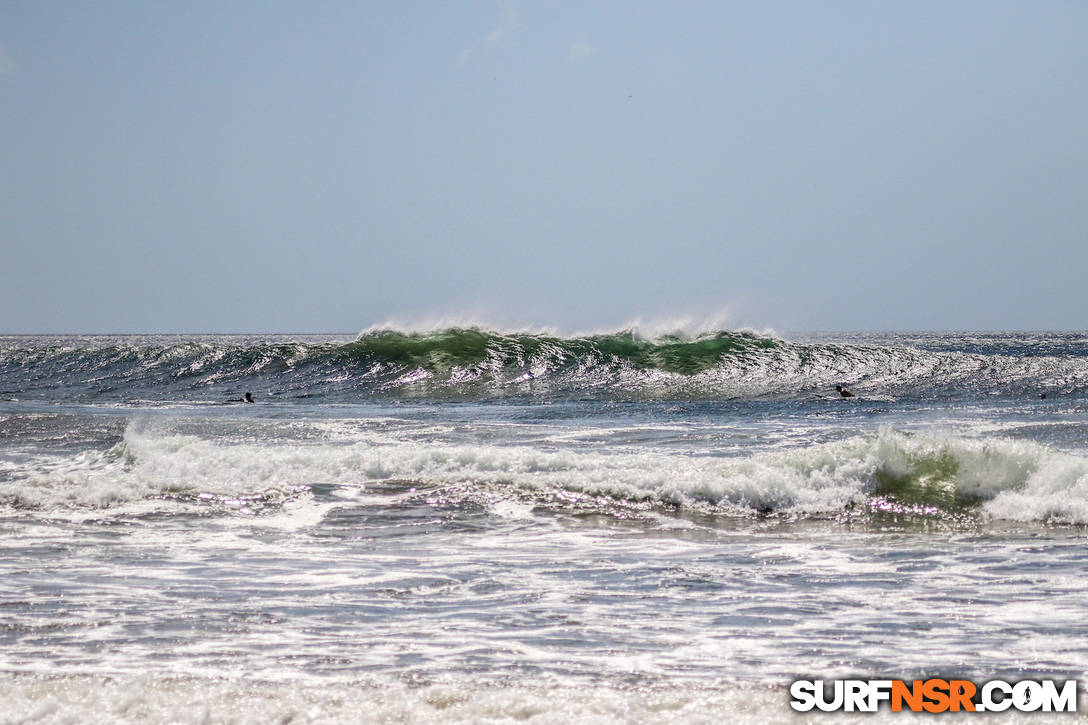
[{"x1": 2, "y1": 1, "x2": 1086, "y2": 333}]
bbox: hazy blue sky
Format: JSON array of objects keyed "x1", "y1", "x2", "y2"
[{"x1": 2, "y1": 1, "x2": 1086, "y2": 333}]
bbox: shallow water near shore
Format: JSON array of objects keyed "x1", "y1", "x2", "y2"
[{"x1": 2, "y1": 331, "x2": 1088, "y2": 721}]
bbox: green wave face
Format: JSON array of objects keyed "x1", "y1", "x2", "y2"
[
  {"x1": 344, "y1": 328, "x2": 780, "y2": 376},
  {"x1": 873, "y1": 452, "x2": 964, "y2": 510},
  {"x1": 343, "y1": 329, "x2": 497, "y2": 371},
  {"x1": 863, "y1": 433, "x2": 1043, "y2": 515}
]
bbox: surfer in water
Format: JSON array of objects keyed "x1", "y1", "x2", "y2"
[
  {"x1": 834, "y1": 385, "x2": 855, "y2": 398},
  {"x1": 227, "y1": 392, "x2": 254, "y2": 403}
]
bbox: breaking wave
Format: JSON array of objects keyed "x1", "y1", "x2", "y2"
[
  {"x1": 6, "y1": 422, "x2": 1088, "y2": 525},
  {"x1": 2, "y1": 328, "x2": 1086, "y2": 402}
]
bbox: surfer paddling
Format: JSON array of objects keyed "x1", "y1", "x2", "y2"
[
  {"x1": 227, "y1": 392, "x2": 254, "y2": 403},
  {"x1": 834, "y1": 385, "x2": 855, "y2": 398}
]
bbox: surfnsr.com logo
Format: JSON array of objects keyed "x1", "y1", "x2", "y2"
[{"x1": 790, "y1": 679, "x2": 1078, "y2": 713}]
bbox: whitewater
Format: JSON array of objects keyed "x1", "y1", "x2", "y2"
[{"x1": 2, "y1": 329, "x2": 1088, "y2": 722}]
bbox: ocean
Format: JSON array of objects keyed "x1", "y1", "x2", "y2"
[{"x1": 2, "y1": 328, "x2": 1087, "y2": 723}]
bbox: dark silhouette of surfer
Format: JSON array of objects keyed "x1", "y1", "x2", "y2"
[
  {"x1": 227, "y1": 392, "x2": 254, "y2": 403},
  {"x1": 834, "y1": 385, "x2": 855, "y2": 398}
]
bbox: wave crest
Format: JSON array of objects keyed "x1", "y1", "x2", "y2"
[{"x1": 2, "y1": 329, "x2": 1088, "y2": 401}]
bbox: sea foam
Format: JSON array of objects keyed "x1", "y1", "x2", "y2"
[{"x1": 5, "y1": 420, "x2": 1088, "y2": 524}]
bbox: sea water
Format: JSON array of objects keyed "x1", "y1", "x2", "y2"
[{"x1": 2, "y1": 330, "x2": 1087, "y2": 722}]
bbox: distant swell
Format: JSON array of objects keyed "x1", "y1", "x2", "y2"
[{"x1": 1, "y1": 328, "x2": 1087, "y2": 402}]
